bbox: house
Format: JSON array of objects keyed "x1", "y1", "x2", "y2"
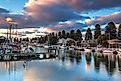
[
  {"x1": 58, "y1": 38, "x2": 76, "y2": 46},
  {"x1": 107, "y1": 39, "x2": 121, "y2": 48}
]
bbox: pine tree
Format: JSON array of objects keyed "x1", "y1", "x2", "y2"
[
  {"x1": 48, "y1": 33, "x2": 58, "y2": 45},
  {"x1": 65, "y1": 32, "x2": 69, "y2": 39},
  {"x1": 85, "y1": 28, "x2": 92, "y2": 40},
  {"x1": 69, "y1": 30, "x2": 75, "y2": 40},
  {"x1": 105, "y1": 22, "x2": 117, "y2": 39},
  {"x1": 58, "y1": 32, "x2": 61, "y2": 39},
  {"x1": 118, "y1": 24, "x2": 121, "y2": 40},
  {"x1": 75, "y1": 29, "x2": 82, "y2": 41},
  {"x1": 61, "y1": 30, "x2": 66, "y2": 39},
  {"x1": 94, "y1": 24, "x2": 101, "y2": 39}
]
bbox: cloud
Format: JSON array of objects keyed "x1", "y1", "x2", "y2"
[
  {"x1": 25, "y1": 0, "x2": 121, "y2": 13},
  {"x1": 0, "y1": 7, "x2": 9, "y2": 14},
  {"x1": 24, "y1": 0, "x2": 90, "y2": 26},
  {"x1": 0, "y1": 13, "x2": 27, "y2": 28},
  {"x1": 0, "y1": 0, "x2": 121, "y2": 31},
  {"x1": 46, "y1": 21, "x2": 87, "y2": 32},
  {"x1": 65, "y1": 0, "x2": 121, "y2": 12},
  {"x1": 85, "y1": 12, "x2": 121, "y2": 25},
  {"x1": 23, "y1": 0, "x2": 121, "y2": 29},
  {"x1": 0, "y1": 7, "x2": 27, "y2": 28}
]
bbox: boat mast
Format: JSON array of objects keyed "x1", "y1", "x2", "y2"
[{"x1": 16, "y1": 24, "x2": 17, "y2": 38}]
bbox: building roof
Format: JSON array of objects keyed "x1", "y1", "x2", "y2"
[{"x1": 108, "y1": 39, "x2": 121, "y2": 44}]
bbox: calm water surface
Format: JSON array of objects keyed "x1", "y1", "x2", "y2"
[{"x1": 0, "y1": 51, "x2": 121, "y2": 81}]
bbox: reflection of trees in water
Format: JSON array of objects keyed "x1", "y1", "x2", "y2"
[
  {"x1": 4, "y1": 61, "x2": 18, "y2": 75},
  {"x1": 60, "y1": 51, "x2": 120, "y2": 76},
  {"x1": 75, "y1": 51, "x2": 81, "y2": 64},
  {"x1": 59, "y1": 50, "x2": 82, "y2": 65},
  {"x1": 108, "y1": 58, "x2": 116, "y2": 75},
  {"x1": 61, "y1": 57, "x2": 65, "y2": 62},
  {"x1": 69, "y1": 58, "x2": 75, "y2": 64},
  {"x1": 118, "y1": 57, "x2": 121, "y2": 71},
  {"x1": 94, "y1": 55, "x2": 100, "y2": 72},
  {"x1": 67, "y1": 50, "x2": 82, "y2": 64},
  {"x1": 99, "y1": 55, "x2": 116, "y2": 75},
  {"x1": 75, "y1": 57, "x2": 81, "y2": 65},
  {"x1": 93, "y1": 53, "x2": 119, "y2": 75},
  {"x1": 85, "y1": 53, "x2": 91, "y2": 64}
]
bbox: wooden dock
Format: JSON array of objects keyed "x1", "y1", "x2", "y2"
[
  {"x1": 0, "y1": 48, "x2": 59, "y2": 61},
  {"x1": 0, "y1": 52, "x2": 57, "y2": 61}
]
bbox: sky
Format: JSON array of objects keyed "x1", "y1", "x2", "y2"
[{"x1": 0, "y1": 0, "x2": 121, "y2": 32}]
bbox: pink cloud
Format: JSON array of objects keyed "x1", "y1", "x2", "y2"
[
  {"x1": 0, "y1": 0, "x2": 121, "y2": 30},
  {"x1": 85, "y1": 12, "x2": 121, "y2": 25}
]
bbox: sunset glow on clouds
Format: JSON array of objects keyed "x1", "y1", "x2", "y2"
[
  {"x1": 85, "y1": 12, "x2": 121, "y2": 25},
  {"x1": 0, "y1": 0, "x2": 121, "y2": 32}
]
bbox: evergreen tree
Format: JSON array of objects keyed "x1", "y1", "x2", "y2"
[
  {"x1": 75, "y1": 29, "x2": 82, "y2": 41},
  {"x1": 105, "y1": 22, "x2": 117, "y2": 39},
  {"x1": 118, "y1": 24, "x2": 121, "y2": 40},
  {"x1": 26, "y1": 37, "x2": 29, "y2": 42},
  {"x1": 49, "y1": 32, "x2": 58, "y2": 45},
  {"x1": 69, "y1": 30, "x2": 75, "y2": 40},
  {"x1": 19, "y1": 38, "x2": 22, "y2": 43},
  {"x1": 65, "y1": 32, "x2": 69, "y2": 39},
  {"x1": 52, "y1": 32, "x2": 55, "y2": 37},
  {"x1": 94, "y1": 24, "x2": 101, "y2": 39},
  {"x1": 58, "y1": 32, "x2": 61, "y2": 39},
  {"x1": 97, "y1": 34, "x2": 109, "y2": 47},
  {"x1": 85, "y1": 28, "x2": 92, "y2": 40},
  {"x1": 61, "y1": 30, "x2": 66, "y2": 38}
]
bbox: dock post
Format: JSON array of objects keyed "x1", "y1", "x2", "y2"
[
  {"x1": 55, "y1": 49, "x2": 56, "y2": 55},
  {"x1": 0, "y1": 55, "x2": 2, "y2": 60},
  {"x1": 48, "y1": 49, "x2": 49, "y2": 53},
  {"x1": 57, "y1": 49, "x2": 60, "y2": 55}
]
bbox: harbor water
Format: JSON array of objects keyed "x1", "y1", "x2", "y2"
[{"x1": 0, "y1": 50, "x2": 121, "y2": 81}]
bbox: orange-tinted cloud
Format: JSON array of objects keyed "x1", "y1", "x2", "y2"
[
  {"x1": 0, "y1": 0, "x2": 121, "y2": 31},
  {"x1": 85, "y1": 12, "x2": 121, "y2": 25},
  {"x1": 24, "y1": 0, "x2": 89, "y2": 27}
]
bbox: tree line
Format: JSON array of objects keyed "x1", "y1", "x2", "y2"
[
  {"x1": 1, "y1": 22, "x2": 121, "y2": 47},
  {"x1": 47, "y1": 22, "x2": 121, "y2": 46}
]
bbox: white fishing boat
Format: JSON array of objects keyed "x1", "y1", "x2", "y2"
[
  {"x1": 60, "y1": 45, "x2": 67, "y2": 49},
  {"x1": 21, "y1": 44, "x2": 35, "y2": 53},
  {"x1": 44, "y1": 45, "x2": 53, "y2": 49},
  {"x1": 24, "y1": 47, "x2": 35, "y2": 53},
  {"x1": 0, "y1": 43, "x2": 21, "y2": 54},
  {"x1": 9, "y1": 43, "x2": 21, "y2": 53}
]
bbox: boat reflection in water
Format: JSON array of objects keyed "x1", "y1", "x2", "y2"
[{"x1": 0, "y1": 51, "x2": 121, "y2": 81}]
